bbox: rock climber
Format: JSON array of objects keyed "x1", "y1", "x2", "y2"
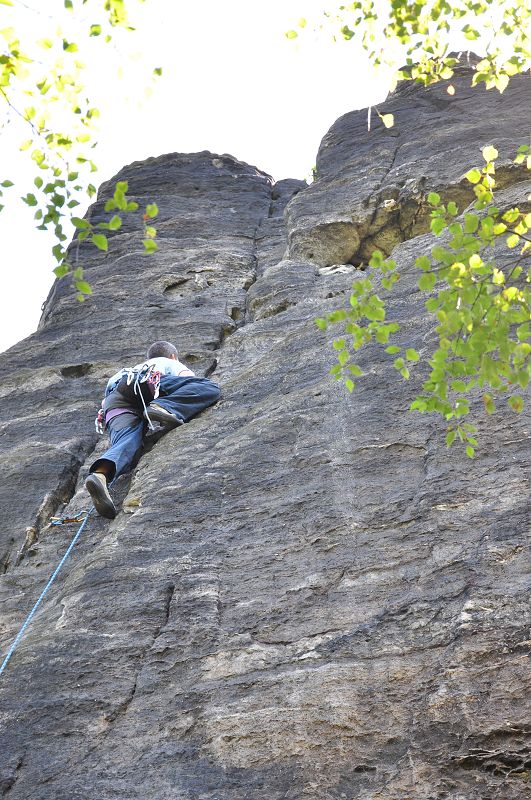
[{"x1": 85, "y1": 340, "x2": 220, "y2": 519}]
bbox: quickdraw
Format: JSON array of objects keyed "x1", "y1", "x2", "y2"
[{"x1": 50, "y1": 511, "x2": 88, "y2": 527}]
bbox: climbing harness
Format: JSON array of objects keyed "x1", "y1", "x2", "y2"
[
  {"x1": 50, "y1": 511, "x2": 88, "y2": 527},
  {"x1": 95, "y1": 407, "x2": 105, "y2": 435},
  {"x1": 98, "y1": 364, "x2": 162, "y2": 432},
  {"x1": 130, "y1": 368, "x2": 158, "y2": 431}
]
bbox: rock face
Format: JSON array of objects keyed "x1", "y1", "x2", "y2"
[{"x1": 0, "y1": 68, "x2": 529, "y2": 799}]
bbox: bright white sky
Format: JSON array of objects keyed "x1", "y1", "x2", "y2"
[{"x1": 0, "y1": 0, "x2": 395, "y2": 352}]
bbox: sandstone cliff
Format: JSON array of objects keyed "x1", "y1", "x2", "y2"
[{"x1": 0, "y1": 66, "x2": 529, "y2": 799}]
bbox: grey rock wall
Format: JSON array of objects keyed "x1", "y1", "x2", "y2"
[{"x1": 0, "y1": 68, "x2": 529, "y2": 799}]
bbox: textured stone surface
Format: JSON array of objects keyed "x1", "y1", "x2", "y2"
[
  {"x1": 0, "y1": 69, "x2": 529, "y2": 799},
  {"x1": 286, "y1": 65, "x2": 530, "y2": 266}
]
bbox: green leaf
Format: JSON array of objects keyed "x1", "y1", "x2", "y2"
[
  {"x1": 419, "y1": 273, "x2": 436, "y2": 291},
  {"x1": 508, "y1": 395, "x2": 524, "y2": 413},
  {"x1": 451, "y1": 380, "x2": 466, "y2": 392},
  {"x1": 491, "y1": 222, "x2": 506, "y2": 236},
  {"x1": 338, "y1": 350, "x2": 349, "y2": 367},
  {"x1": 345, "y1": 379, "x2": 355, "y2": 392},
  {"x1": 75, "y1": 280, "x2": 92, "y2": 294},
  {"x1": 285, "y1": 30, "x2": 298, "y2": 39},
  {"x1": 446, "y1": 430, "x2": 456, "y2": 448},
  {"x1": 484, "y1": 393, "x2": 496, "y2": 413},
  {"x1": 113, "y1": 192, "x2": 126, "y2": 210},
  {"x1": 153, "y1": 67, "x2": 163, "y2": 77},
  {"x1": 466, "y1": 445, "x2": 475, "y2": 458},
  {"x1": 143, "y1": 239, "x2": 158, "y2": 253},
  {"x1": 72, "y1": 217, "x2": 89, "y2": 229},
  {"x1": 427, "y1": 192, "x2": 441, "y2": 206},
  {"x1": 379, "y1": 113, "x2": 394, "y2": 128},
  {"x1": 464, "y1": 213, "x2": 479, "y2": 233},
  {"x1": 91, "y1": 233, "x2": 108, "y2": 251},
  {"x1": 385, "y1": 345, "x2": 401, "y2": 354},
  {"x1": 465, "y1": 168, "x2": 481, "y2": 184},
  {"x1": 23, "y1": 193, "x2": 38, "y2": 206},
  {"x1": 315, "y1": 318, "x2": 327, "y2": 331},
  {"x1": 406, "y1": 349, "x2": 420, "y2": 362},
  {"x1": 90, "y1": 24, "x2": 102, "y2": 36},
  {"x1": 447, "y1": 201, "x2": 458, "y2": 216},
  {"x1": 108, "y1": 215, "x2": 122, "y2": 230},
  {"x1": 145, "y1": 203, "x2": 158, "y2": 218},
  {"x1": 430, "y1": 218, "x2": 446, "y2": 235},
  {"x1": 516, "y1": 324, "x2": 529, "y2": 342},
  {"x1": 53, "y1": 264, "x2": 69, "y2": 278},
  {"x1": 462, "y1": 24, "x2": 479, "y2": 40},
  {"x1": 1, "y1": 180, "x2": 14, "y2": 188},
  {"x1": 431, "y1": 244, "x2": 448, "y2": 266},
  {"x1": 369, "y1": 250, "x2": 383, "y2": 268},
  {"x1": 415, "y1": 255, "x2": 430, "y2": 271},
  {"x1": 502, "y1": 208, "x2": 519, "y2": 224},
  {"x1": 410, "y1": 398, "x2": 427, "y2": 412},
  {"x1": 348, "y1": 364, "x2": 363, "y2": 377},
  {"x1": 482, "y1": 145, "x2": 498, "y2": 162},
  {"x1": 52, "y1": 244, "x2": 64, "y2": 262}
]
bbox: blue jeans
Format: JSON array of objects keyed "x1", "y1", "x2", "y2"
[
  {"x1": 156, "y1": 375, "x2": 221, "y2": 422},
  {"x1": 90, "y1": 376, "x2": 220, "y2": 480}
]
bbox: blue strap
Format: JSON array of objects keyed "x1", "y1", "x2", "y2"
[{"x1": 0, "y1": 508, "x2": 94, "y2": 678}]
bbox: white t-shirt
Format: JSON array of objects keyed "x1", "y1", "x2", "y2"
[
  {"x1": 136, "y1": 356, "x2": 195, "y2": 378},
  {"x1": 106, "y1": 356, "x2": 195, "y2": 393}
]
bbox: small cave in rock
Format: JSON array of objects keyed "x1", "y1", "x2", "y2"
[
  {"x1": 163, "y1": 278, "x2": 189, "y2": 299},
  {"x1": 228, "y1": 305, "x2": 244, "y2": 323},
  {"x1": 181, "y1": 352, "x2": 200, "y2": 363},
  {"x1": 60, "y1": 363, "x2": 93, "y2": 378}
]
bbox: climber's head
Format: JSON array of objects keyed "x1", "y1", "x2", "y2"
[{"x1": 147, "y1": 340, "x2": 178, "y2": 361}]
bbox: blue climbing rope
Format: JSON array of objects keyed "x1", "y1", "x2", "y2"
[{"x1": 0, "y1": 507, "x2": 94, "y2": 678}]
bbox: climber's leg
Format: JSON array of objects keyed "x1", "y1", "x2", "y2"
[
  {"x1": 152, "y1": 376, "x2": 220, "y2": 423},
  {"x1": 89, "y1": 414, "x2": 145, "y2": 481}
]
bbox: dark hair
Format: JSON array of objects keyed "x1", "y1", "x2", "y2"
[{"x1": 147, "y1": 340, "x2": 178, "y2": 359}]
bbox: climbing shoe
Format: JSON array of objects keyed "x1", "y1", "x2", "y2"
[
  {"x1": 145, "y1": 403, "x2": 183, "y2": 429},
  {"x1": 85, "y1": 473, "x2": 117, "y2": 519}
]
